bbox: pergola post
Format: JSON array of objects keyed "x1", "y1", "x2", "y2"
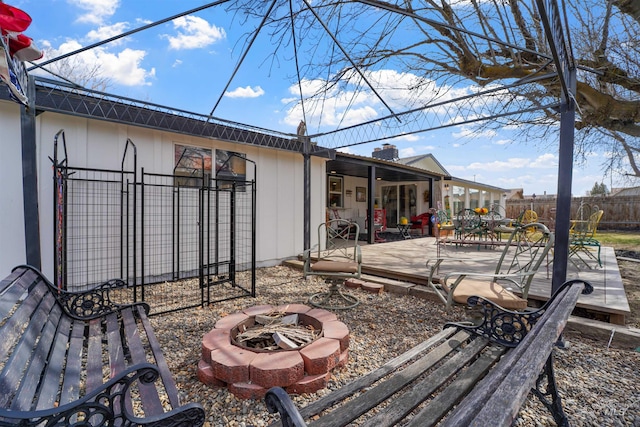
[
  {"x1": 20, "y1": 75, "x2": 41, "y2": 269},
  {"x1": 366, "y1": 166, "x2": 376, "y2": 244},
  {"x1": 551, "y1": 68, "x2": 577, "y2": 293}
]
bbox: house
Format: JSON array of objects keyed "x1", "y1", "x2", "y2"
[
  {"x1": 1, "y1": 81, "x2": 509, "y2": 282},
  {"x1": 322, "y1": 146, "x2": 508, "y2": 236},
  {"x1": 394, "y1": 149, "x2": 508, "y2": 217},
  {"x1": 0, "y1": 86, "x2": 330, "y2": 279}
]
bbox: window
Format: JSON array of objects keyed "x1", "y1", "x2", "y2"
[
  {"x1": 328, "y1": 176, "x2": 343, "y2": 207},
  {"x1": 174, "y1": 144, "x2": 212, "y2": 187}
]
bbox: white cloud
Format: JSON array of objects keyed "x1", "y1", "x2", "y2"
[
  {"x1": 71, "y1": 0, "x2": 119, "y2": 25},
  {"x1": 494, "y1": 139, "x2": 511, "y2": 145},
  {"x1": 41, "y1": 39, "x2": 155, "y2": 86},
  {"x1": 225, "y1": 86, "x2": 265, "y2": 98},
  {"x1": 451, "y1": 126, "x2": 497, "y2": 139},
  {"x1": 86, "y1": 22, "x2": 130, "y2": 44},
  {"x1": 462, "y1": 153, "x2": 557, "y2": 173},
  {"x1": 172, "y1": 59, "x2": 183, "y2": 68},
  {"x1": 164, "y1": 16, "x2": 226, "y2": 50}
]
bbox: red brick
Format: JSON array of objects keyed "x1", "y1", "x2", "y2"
[
  {"x1": 322, "y1": 321, "x2": 350, "y2": 351},
  {"x1": 196, "y1": 359, "x2": 226, "y2": 387},
  {"x1": 201, "y1": 329, "x2": 232, "y2": 363},
  {"x1": 242, "y1": 304, "x2": 274, "y2": 317},
  {"x1": 286, "y1": 373, "x2": 330, "y2": 395},
  {"x1": 344, "y1": 278, "x2": 365, "y2": 289},
  {"x1": 228, "y1": 382, "x2": 267, "y2": 400},
  {"x1": 362, "y1": 282, "x2": 384, "y2": 294},
  {"x1": 299, "y1": 338, "x2": 340, "y2": 375},
  {"x1": 336, "y1": 349, "x2": 349, "y2": 369},
  {"x1": 306, "y1": 308, "x2": 338, "y2": 323},
  {"x1": 214, "y1": 312, "x2": 250, "y2": 330},
  {"x1": 210, "y1": 347, "x2": 257, "y2": 384},
  {"x1": 273, "y1": 303, "x2": 312, "y2": 314},
  {"x1": 250, "y1": 352, "x2": 305, "y2": 388}
]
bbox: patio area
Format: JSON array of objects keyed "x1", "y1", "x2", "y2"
[{"x1": 291, "y1": 235, "x2": 630, "y2": 325}]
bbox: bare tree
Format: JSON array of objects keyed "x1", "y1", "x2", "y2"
[
  {"x1": 41, "y1": 51, "x2": 112, "y2": 92},
  {"x1": 227, "y1": 0, "x2": 640, "y2": 181}
]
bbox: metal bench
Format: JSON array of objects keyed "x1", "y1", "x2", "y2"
[
  {"x1": 0, "y1": 265, "x2": 205, "y2": 426},
  {"x1": 264, "y1": 279, "x2": 592, "y2": 427}
]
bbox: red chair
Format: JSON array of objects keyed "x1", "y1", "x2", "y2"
[{"x1": 410, "y1": 212, "x2": 431, "y2": 235}]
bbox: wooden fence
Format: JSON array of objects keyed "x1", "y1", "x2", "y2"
[{"x1": 505, "y1": 196, "x2": 640, "y2": 231}]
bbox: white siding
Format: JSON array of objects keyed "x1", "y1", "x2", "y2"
[
  {"x1": 0, "y1": 102, "x2": 27, "y2": 275},
  {"x1": 1, "y1": 101, "x2": 326, "y2": 278}
]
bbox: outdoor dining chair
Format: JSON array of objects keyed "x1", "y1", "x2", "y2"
[
  {"x1": 426, "y1": 222, "x2": 554, "y2": 311},
  {"x1": 435, "y1": 209, "x2": 456, "y2": 238},
  {"x1": 569, "y1": 209, "x2": 604, "y2": 268},
  {"x1": 303, "y1": 219, "x2": 362, "y2": 309},
  {"x1": 455, "y1": 208, "x2": 484, "y2": 241}
]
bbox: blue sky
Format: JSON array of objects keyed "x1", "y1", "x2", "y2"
[{"x1": 13, "y1": 0, "x2": 626, "y2": 196}]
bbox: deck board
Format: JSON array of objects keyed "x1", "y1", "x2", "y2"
[{"x1": 354, "y1": 236, "x2": 629, "y2": 323}]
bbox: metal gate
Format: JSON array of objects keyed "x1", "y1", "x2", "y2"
[{"x1": 53, "y1": 130, "x2": 256, "y2": 315}]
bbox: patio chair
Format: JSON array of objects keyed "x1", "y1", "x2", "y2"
[
  {"x1": 410, "y1": 212, "x2": 431, "y2": 235},
  {"x1": 426, "y1": 222, "x2": 554, "y2": 311},
  {"x1": 569, "y1": 209, "x2": 604, "y2": 268},
  {"x1": 435, "y1": 209, "x2": 456, "y2": 238},
  {"x1": 482, "y1": 208, "x2": 504, "y2": 242},
  {"x1": 303, "y1": 219, "x2": 361, "y2": 309},
  {"x1": 455, "y1": 208, "x2": 484, "y2": 241},
  {"x1": 493, "y1": 209, "x2": 536, "y2": 240}
]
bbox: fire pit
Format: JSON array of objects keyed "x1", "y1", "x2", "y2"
[{"x1": 197, "y1": 304, "x2": 350, "y2": 399}]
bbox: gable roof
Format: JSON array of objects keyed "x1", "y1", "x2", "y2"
[{"x1": 396, "y1": 154, "x2": 451, "y2": 176}]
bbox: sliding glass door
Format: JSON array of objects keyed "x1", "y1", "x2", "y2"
[{"x1": 382, "y1": 184, "x2": 417, "y2": 227}]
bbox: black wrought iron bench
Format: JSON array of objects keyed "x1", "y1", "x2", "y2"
[
  {"x1": 0, "y1": 265, "x2": 205, "y2": 426},
  {"x1": 264, "y1": 279, "x2": 593, "y2": 427}
]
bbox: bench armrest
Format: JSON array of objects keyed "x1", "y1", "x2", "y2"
[
  {"x1": 54, "y1": 279, "x2": 150, "y2": 319},
  {"x1": 0, "y1": 363, "x2": 205, "y2": 427},
  {"x1": 444, "y1": 279, "x2": 594, "y2": 347},
  {"x1": 265, "y1": 387, "x2": 308, "y2": 427},
  {"x1": 12, "y1": 264, "x2": 149, "y2": 319}
]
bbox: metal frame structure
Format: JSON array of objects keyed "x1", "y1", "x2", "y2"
[
  {"x1": 52, "y1": 131, "x2": 256, "y2": 315},
  {"x1": 6, "y1": 0, "x2": 577, "y2": 288}
]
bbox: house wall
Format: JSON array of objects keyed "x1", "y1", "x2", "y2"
[
  {"x1": 0, "y1": 101, "x2": 327, "y2": 277},
  {"x1": 0, "y1": 101, "x2": 26, "y2": 273}
]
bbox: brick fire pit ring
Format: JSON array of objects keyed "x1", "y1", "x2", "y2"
[{"x1": 197, "y1": 304, "x2": 350, "y2": 399}]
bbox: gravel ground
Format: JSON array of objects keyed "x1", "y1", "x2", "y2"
[{"x1": 150, "y1": 265, "x2": 640, "y2": 427}]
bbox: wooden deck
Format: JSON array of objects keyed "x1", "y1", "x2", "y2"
[{"x1": 356, "y1": 236, "x2": 630, "y2": 325}]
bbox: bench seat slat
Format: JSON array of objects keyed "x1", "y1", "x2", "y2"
[
  {"x1": 0, "y1": 291, "x2": 57, "y2": 408},
  {"x1": 106, "y1": 311, "x2": 131, "y2": 416},
  {"x1": 11, "y1": 305, "x2": 62, "y2": 411},
  {"x1": 367, "y1": 338, "x2": 501, "y2": 427},
  {"x1": 404, "y1": 345, "x2": 506, "y2": 427},
  {"x1": 292, "y1": 327, "x2": 458, "y2": 423},
  {"x1": 33, "y1": 311, "x2": 72, "y2": 410},
  {"x1": 58, "y1": 320, "x2": 86, "y2": 407},
  {"x1": 136, "y1": 305, "x2": 181, "y2": 408},
  {"x1": 0, "y1": 282, "x2": 47, "y2": 359},
  {"x1": 308, "y1": 330, "x2": 473, "y2": 427},
  {"x1": 122, "y1": 307, "x2": 164, "y2": 413},
  {"x1": 86, "y1": 319, "x2": 104, "y2": 393}
]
